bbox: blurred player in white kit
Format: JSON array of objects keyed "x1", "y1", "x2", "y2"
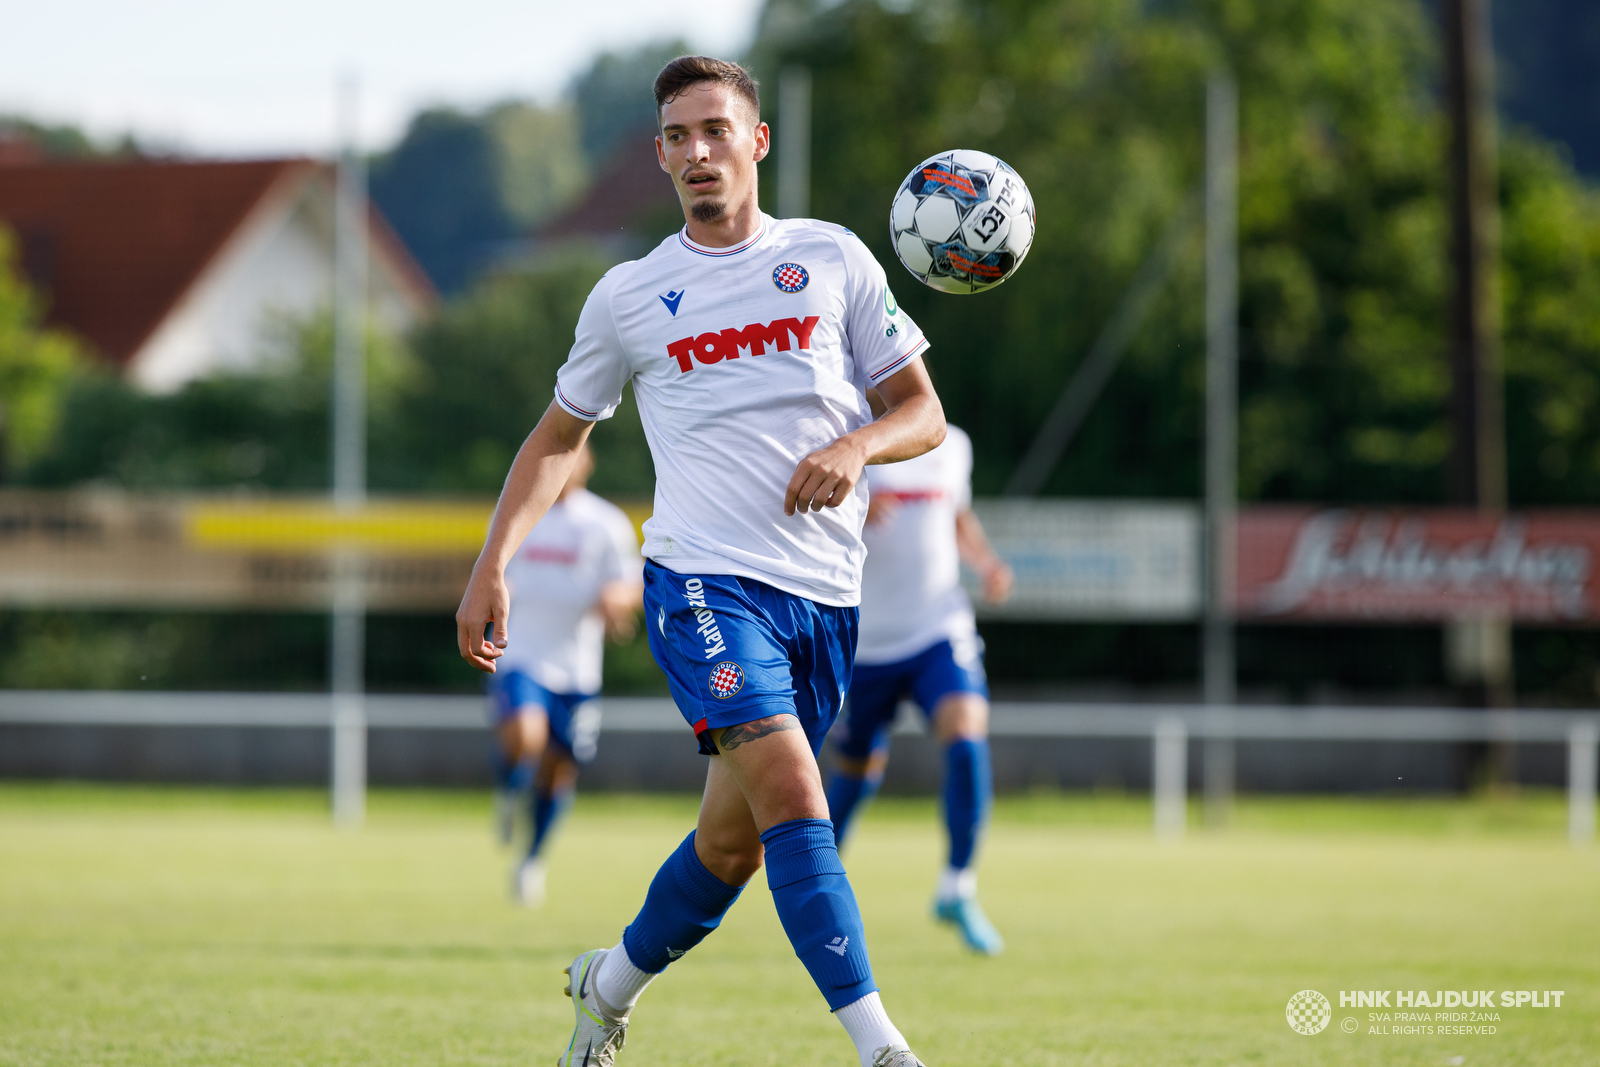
[
  {"x1": 826, "y1": 407, "x2": 1013, "y2": 955},
  {"x1": 490, "y1": 442, "x2": 642, "y2": 905}
]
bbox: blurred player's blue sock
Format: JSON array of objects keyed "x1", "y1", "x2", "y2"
[
  {"x1": 826, "y1": 769, "x2": 882, "y2": 849},
  {"x1": 943, "y1": 738, "x2": 992, "y2": 876},
  {"x1": 761, "y1": 818, "x2": 876, "y2": 1011},
  {"x1": 528, "y1": 786, "x2": 573, "y2": 859},
  {"x1": 620, "y1": 831, "x2": 744, "y2": 973},
  {"x1": 491, "y1": 751, "x2": 531, "y2": 793}
]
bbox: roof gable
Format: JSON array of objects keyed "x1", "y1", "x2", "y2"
[{"x1": 0, "y1": 158, "x2": 319, "y2": 365}]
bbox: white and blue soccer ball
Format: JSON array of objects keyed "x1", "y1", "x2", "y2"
[{"x1": 889, "y1": 149, "x2": 1035, "y2": 294}]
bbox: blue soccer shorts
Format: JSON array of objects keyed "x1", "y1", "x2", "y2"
[
  {"x1": 489, "y1": 670, "x2": 602, "y2": 764},
  {"x1": 642, "y1": 561, "x2": 858, "y2": 756},
  {"x1": 833, "y1": 636, "x2": 989, "y2": 761}
]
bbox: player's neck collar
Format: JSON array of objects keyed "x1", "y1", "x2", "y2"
[{"x1": 678, "y1": 216, "x2": 768, "y2": 257}]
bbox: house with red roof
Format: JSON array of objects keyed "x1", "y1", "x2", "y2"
[{"x1": 0, "y1": 156, "x2": 434, "y2": 392}]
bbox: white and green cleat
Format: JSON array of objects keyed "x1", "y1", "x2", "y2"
[
  {"x1": 933, "y1": 896, "x2": 1004, "y2": 956},
  {"x1": 557, "y1": 949, "x2": 628, "y2": 1067},
  {"x1": 872, "y1": 1045, "x2": 929, "y2": 1067}
]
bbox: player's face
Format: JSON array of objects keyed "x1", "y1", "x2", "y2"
[{"x1": 656, "y1": 84, "x2": 769, "y2": 225}]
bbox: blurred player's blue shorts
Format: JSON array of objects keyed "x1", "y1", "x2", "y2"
[
  {"x1": 642, "y1": 561, "x2": 858, "y2": 757},
  {"x1": 834, "y1": 637, "x2": 989, "y2": 761},
  {"x1": 490, "y1": 670, "x2": 601, "y2": 763}
]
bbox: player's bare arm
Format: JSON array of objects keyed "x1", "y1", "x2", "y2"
[
  {"x1": 598, "y1": 578, "x2": 644, "y2": 642},
  {"x1": 456, "y1": 403, "x2": 594, "y2": 672},
  {"x1": 784, "y1": 358, "x2": 945, "y2": 515},
  {"x1": 955, "y1": 508, "x2": 1014, "y2": 603}
]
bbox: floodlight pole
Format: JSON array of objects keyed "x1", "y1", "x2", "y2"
[
  {"x1": 777, "y1": 67, "x2": 812, "y2": 219},
  {"x1": 1202, "y1": 70, "x2": 1239, "y2": 827},
  {"x1": 331, "y1": 74, "x2": 368, "y2": 830}
]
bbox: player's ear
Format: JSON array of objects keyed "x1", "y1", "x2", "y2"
[
  {"x1": 751, "y1": 121, "x2": 771, "y2": 163},
  {"x1": 656, "y1": 134, "x2": 670, "y2": 173}
]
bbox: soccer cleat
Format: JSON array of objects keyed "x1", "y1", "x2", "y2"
[
  {"x1": 514, "y1": 856, "x2": 546, "y2": 907},
  {"x1": 872, "y1": 1046, "x2": 928, "y2": 1067},
  {"x1": 933, "y1": 896, "x2": 1004, "y2": 956},
  {"x1": 557, "y1": 948, "x2": 628, "y2": 1067}
]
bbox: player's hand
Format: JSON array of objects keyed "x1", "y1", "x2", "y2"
[
  {"x1": 456, "y1": 564, "x2": 510, "y2": 672},
  {"x1": 864, "y1": 494, "x2": 901, "y2": 527},
  {"x1": 785, "y1": 437, "x2": 869, "y2": 516},
  {"x1": 982, "y1": 559, "x2": 1015, "y2": 604}
]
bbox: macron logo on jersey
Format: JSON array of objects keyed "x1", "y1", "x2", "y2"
[
  {"x1": 659, "y1": 289, "x2": 685, "y2": 316},
  {"x1": 666, "y1": 316, "x2": 821, "y2": 374}
]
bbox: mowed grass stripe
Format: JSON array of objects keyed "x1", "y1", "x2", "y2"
[{"x1": 0, "y1": 785, "x2": 1595, "y2": 1066}]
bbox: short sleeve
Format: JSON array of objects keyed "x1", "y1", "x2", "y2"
[
  {"x1": 837, "y1": 233, "x2": 931, "y2": 386},
  {"x1": 948, "y1": 425, "x2": 974, "y2": 510},
  {"x1": 554, "y1": 272, "x2": 630, "y2": 422}
]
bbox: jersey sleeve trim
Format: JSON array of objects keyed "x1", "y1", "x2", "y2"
[
  {"x1": 868, "y1": 336, "x2": 931, "y2": 382},
  {"x1": 554, "y1": 382, "x2": 603, "y2": 420}
]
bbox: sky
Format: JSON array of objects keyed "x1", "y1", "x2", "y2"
[{"x1": 2, "y1": 0, "x2": 766, "y2": 157}]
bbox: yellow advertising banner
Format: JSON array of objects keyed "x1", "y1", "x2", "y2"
[{"x1": 0, "y1": 490, "x2": 649, "y2": 612}]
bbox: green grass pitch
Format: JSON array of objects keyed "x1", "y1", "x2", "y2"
[{"x1": 1, "y1": 783, "x2": 1595, "y2": 1066}]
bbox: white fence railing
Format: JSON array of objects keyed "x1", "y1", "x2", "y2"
[{"x1": 2, "y1": 691, "x2": 1595, "y2": 845}]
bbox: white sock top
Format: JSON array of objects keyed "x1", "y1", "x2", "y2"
[
  {"x1": 592, "y1": 942, "x2": 656, "y2": 1018},
  {"x1": 937, "y1": 866, "x2": 977, "y2": 903},
  {"x1": 835, "y1": 991, "x2": 907, "y2": 1067}
]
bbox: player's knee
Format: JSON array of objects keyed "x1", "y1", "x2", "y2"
[
  {"x1": 696, "y1": 833, "x2": 764, "y2": 886},
  {"x1": 934, "y1": 695, "x2": 988, "y2": 743}
]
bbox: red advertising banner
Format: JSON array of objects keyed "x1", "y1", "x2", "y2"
[{"x1": 1235, "y1": 507, "x2": 1600, "y2": 622}]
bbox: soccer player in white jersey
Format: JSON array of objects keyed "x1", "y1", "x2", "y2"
[
  {"x1": 825, "y1": 412, "x2": 1014, "y2": 955},
  {"x1": 490, "y1": 442, "x2": 642, "y2": 906},
  {"x1": 457, "y1": 56, "x2": 944, "y2": 1067}
]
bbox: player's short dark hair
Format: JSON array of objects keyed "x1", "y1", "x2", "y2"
[{"x1": 654, "y1": 56, "x2": 761, "y2": 124}]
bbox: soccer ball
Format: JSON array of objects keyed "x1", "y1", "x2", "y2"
[{"x1": 889, "y1": 149, "x2": 1035, "y2": 294}]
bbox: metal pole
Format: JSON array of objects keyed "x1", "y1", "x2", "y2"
[
  {"x1": 777, "y1": 66, "x2": 811, "y2": 220},
  {"x1": 1153, "y1": 716, "x2": 1188, "y2": 840},
  {"x1": 1441, "y1": 0, "x2": 1513, "y2": 746},
  {"x1": 1570, "y1": 721, "x2": 1598, "y2": 846},
  {"x1": 331, "y1": 74, "x2": 367, "y2": 830},
  {"x1": 1202, "y1": 69, "x2": 1239, "y2": 826}
]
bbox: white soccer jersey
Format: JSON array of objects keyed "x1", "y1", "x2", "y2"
[
  {"x1": 500, "y1": 488, "x2": 643, "y2": 694},
  {"x1": 554, "y1": 215, "x2": 929, "y2": 606},
  {"x1": 856, "y1": 425, "x2": 978, "y2": 665}
]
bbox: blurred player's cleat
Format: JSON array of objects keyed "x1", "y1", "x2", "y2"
[
  {"x1": 933, "y1": 896, "x2": 1004, "y2": 956},
  {"x1": 514, "y1": 856, "x2": 546, "y2": 907},
  {"x1": 492, "y1": 789, "x2": 518, "y2": 846},
  {"x1": 872, "y1": 1046, "x2": 928, "y2": 1067},
  {"x1": 558, "y1": 948, "x2": 628, "y2": 1067}
]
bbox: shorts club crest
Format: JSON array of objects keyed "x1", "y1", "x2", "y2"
[
  {"x1": 772, "y1": 262, "x2": 809, "y2": 293},
  {"x1": 709, "y1": 661, "x2": 745, "y2": 698}
]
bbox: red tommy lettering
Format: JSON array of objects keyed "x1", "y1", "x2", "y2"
[{"x1": 668, "y1": 315, "x2": 823, "y2": 373}]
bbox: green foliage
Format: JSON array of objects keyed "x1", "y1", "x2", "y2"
[
  {"x1": 391, "y1": 250, "x2": 654, "y2": 497},
  {"x1": 488, "y1": 102, "x2": 591, "y2": 229},
  {"x1": 756, "y1": 0, "x2": 1600, "y2": 506},
  {"x1": 570, "y1": 39, "x2": 691, "y2": 162},
  {"x1": 0, "y1": 226, "x2": 87, "y2": 478}
]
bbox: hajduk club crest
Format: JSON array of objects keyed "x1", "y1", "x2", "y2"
[
  {"x1": 709, "y1": 661, "x2": 745, "y2": 698},
  {"x1": 772, "y1": 263, "x2": 809, "y2": 293}
]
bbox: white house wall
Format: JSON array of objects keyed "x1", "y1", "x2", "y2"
[{"x1": 128, "y1": 172, "x2": 426, "y2": 393}]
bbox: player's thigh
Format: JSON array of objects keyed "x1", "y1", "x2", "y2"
[
  {"x1": 694, "y1": 756, "x2": 763, "y2": 886},
  {"x1": 534, "y1": 745, "x2": 579, "y2": 793},
  {"x1": 496, "y1": 707, "x2": 549, "y2": 761},
  {"x1": 932, "y1": 692, "x2": 989, "y2": 743},
  {"x1": 712, "y1": 714, "x2": 830, "y2": 832}
]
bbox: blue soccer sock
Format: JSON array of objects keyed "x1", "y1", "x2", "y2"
[
  {"x1": 620, "y1": 831, "x2": 745, "y2": 973},
  {"x1": 528, "y1": 785, "x2": 573, "y2": 860},
  {"x1": 492, "y1": 750, "x2": 531, "y2": 793},
  {"x1": 943, "y1": 738, "x2": 992, "y2": 874},
  {"x1": 826, "y1": 768, "x2": 882, "y2": 850},
  {"x1": 761, "y1": 818, "x2": 877, "y2": 1011}
]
